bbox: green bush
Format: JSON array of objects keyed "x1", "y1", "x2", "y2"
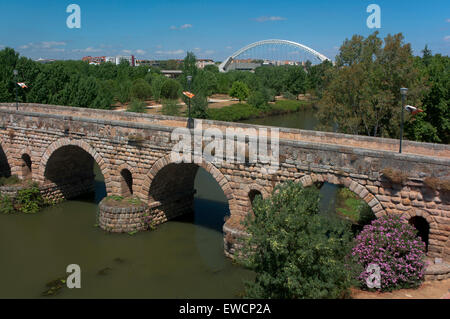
[
  {"x1": 0, "y1": 194, "x2": 15, "y2": 214},
  {"x1": 206, "y1": 103, "x2": 260, "y2": 122},
  {"x1": 160, "y1": 79, "x2": 181, "y2": 100},
  {"x1": 0, "y1": 175, "x2": 20, "y2": 186},
  {"x1": 131, "y1": 78, "x2": 152, "y2": 100},
  {"x1": 283, "y1": 91, "x2": 297, "y2": 100},
  {"x1": 190, "y1": 94, "x2": 208, "y2": 119},
  {"x1": 248, "y1": 90, "x2": 269, "y2": 109},
  {"x1": 229, "y1": 81, "x2": 250, "y2": 102},
  {"x1": 15, "y1": 184, "x2": 44, "y2": 214},
  {"x1": 161, "y1": 99, "x2": 181, "y2": 116},
  {"x1": 127, "y1": 100, "x2": 147, "y2": 113},
  {"x1": 238, "y1": 181, "x2": 356, "y2": 299}
]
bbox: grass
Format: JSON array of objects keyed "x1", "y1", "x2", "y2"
[
  {"x1": 335, "y1": 188, "x2": 375, "y2": 225},
  {"x1": 0, "y1": 175, "x2": 21, "y2": 186},
  {"x1": 206, "y1": 100, "x2": 311, "y2": 122},
  {"x1": 104, "y1": 195, "x2": 144, "y2": 207}
]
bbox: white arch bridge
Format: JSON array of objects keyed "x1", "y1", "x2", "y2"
[{"x1": 219, "y1": 39, "x2": 331, "y2": 72}]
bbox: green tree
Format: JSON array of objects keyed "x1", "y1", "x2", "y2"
[
  {"x1": 318, "y1": 32, "x2": 426, "y2": 137},
  {"x1": 151, "y1": 74, "x2": 166, "y2": 102},
  {"x1": 131, "y1": 78, "x2": 152, "y2": 100},
  {"x1": 238, "y1": 181, "x2": 355, "y2": 299},
  {"x1": 247, "y1": 90, "x2": 269, "y2": 109},
  {"x1": 405, "y1": 53, "x2": 450, "y2": 143},
  {"x1": 117, "y1": 80, "x2": 132, "y2": 104},
  {"x1": 182, "y1": 51, "x2": 197, "y2": 78},
  {"x1": 160, "y1": 79, "x2": 181, "y2": 100},
  {"x1": 191, "y1": 94, "x2": 208, "y2": 119},
  {"x1": 229, "y1": 81, "x2": 250, "y2": 102}
]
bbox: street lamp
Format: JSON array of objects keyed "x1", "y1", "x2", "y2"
[
  {"x1": 399, "y1": 87, "x2": 408, "y2": 154},
  {"x1": 186, "y1": 75, "x2": 194, "y2": 129},
  {"x1": 13, "y1": 69, "x2": 18, "y2": 111}
]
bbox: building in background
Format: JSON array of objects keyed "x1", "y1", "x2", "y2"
[
  {"x1": 196, "y1": 59, "x2": 215, "y2": 69},
  {"x1": 82, "y1": 56, "x2": 106, "y2": 65},
  {"x1": 115, "y1": 55, "x2": 136, "y2": 66}
]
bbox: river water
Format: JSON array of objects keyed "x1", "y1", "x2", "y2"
[{"x1": 0, "y1": 109, "x2": 342, "y2": 298}]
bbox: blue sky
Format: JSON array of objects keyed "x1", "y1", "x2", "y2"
[{"x1": 0, "y1": 0, "x2": 449, "y2": 61}]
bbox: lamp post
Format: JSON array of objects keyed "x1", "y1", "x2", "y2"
[
  {"x1": 399, "y1": 87, "x2": 408, "y2": 154},
  {"x1": 13, "y1": 69, "x2": 18, "y2": 111},
  {"x1": 186, "y1": 75, "x2": 194, "y2": 129}
]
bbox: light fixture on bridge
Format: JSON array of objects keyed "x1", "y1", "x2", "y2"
[
  {"x1": 13, "y1": 70, "x2": 18, "y2": 111},
  {"x1": 399, "y1": 88, "x2": 408, "y2": 154},
  {"x1": 186, "y1": 75, "x2": 194, "y2": 129}
]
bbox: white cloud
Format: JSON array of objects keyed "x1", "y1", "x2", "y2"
[
  {"x1": 20, "y1": 41, "x2": 67, "y2": 50},
  {"x1": 155, "y1": 49, "x2": 185, "y2": 56},
  {"x1": 446, "y1": 18, "x2": 450, "y2": 23},
  {"x1": 170, "y1": 24, "x2": 193, "y2": 30},
  {"x1": 225, "y1": 46, "x2": 233, "y2": 50},
  {"x1": 73, "y1": 47, "x2": 102, "y2": 53},
  {"x1": 254, "y1": 16, "x2": 287, "y2": 22},
  {"x1": 136, "y1": 49, "x2": 146, "y2": 55},
  {"x1": 444, "y1": 35, "x2": 450, "y2": 42}
]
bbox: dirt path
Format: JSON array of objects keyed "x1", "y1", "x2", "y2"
[{"x1": 351, "y1": 279, "x2": 450, "y2": 299}]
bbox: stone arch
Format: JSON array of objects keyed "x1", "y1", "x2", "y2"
[
  {"x1": 117, "y1": 163, "x2": 135, "y2": 197},
  {"x1": 297, "y1": 173, "x2": 386, "y2": 218},
  {"x1": 16, "y1": 147, "x2": 33, "y2": 180},
  {"x1": 37, "y1": 138, "x2": 111, "y2": 194},
  {"x1": 402, "y1": 208, "x2": 438, "y2": 256},
  {"x1": 142, "y1": 154, "x2": 238, "y2": 217},
  {"x1": 242, "y1": 183, "x2": 270, "y2": 210},
  {"x1": 0, "y1": 138, "x2": 12, "y2": 178}
]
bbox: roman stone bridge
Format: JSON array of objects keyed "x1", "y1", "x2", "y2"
[{"x1": 0, "y1": 103, "x2": 449, "y2": 262}]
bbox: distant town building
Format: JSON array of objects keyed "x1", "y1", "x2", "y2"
[
  {"x1": 135, "y1": 59, "x2": 160, "y2": 67},
  {"x1": 105, "y1": 56, "x2": 116, "y2": 64},
  {"x1": 82, "y1": 56, "x2": 106, "y2": 64},
  {"x1": 196, "y1": 59, "x2": 215, "y2": 69},
  {"x1": 115, "y1": 55, "x2": 136, "y2": 66},
  {"x1": 160, "y1": 70, "x2": 183, "y2": 78}
]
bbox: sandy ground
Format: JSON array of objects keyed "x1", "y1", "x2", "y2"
[{"x1": 351, "y1": 279, "x2": 450, "y2": 299}]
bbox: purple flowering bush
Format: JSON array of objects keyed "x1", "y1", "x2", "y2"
[{"x1": 352, "y1": 215, "x2": 427, "y2": 291}]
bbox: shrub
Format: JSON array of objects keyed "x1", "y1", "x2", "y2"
[
  {"x1": 160, "y1": 79, "x2": 181, "y2": 100},
  {"x1": 229, "y1": 81, "x2": 250, "y2": 102},
  {"x1": 238, "y1": 181, "x2": 356, "y2": 299},
  {"x1": 0, "y1": 194, "x2": 15, "y2": 214},
  {"x1": 127, "y1": 100, "x2": 146, "y2": 113},
  {"x1": 161, "y1": 99, "x2": 181, "y2": 116},
  {"x1": 190, "y1": 94, "x2": 208, "y2": 119},
  {"x1": 206, "y1": 103, "x2": 260, "y2": 122},
  {"x1": 15, "y1": 184, "x2": 44, "y2": 214},
  {"x1": 248, "y1": 90, "x2": 269, "y2": 109},
  {"x1": 424, "y1": 177, "x2": 450, "y2": 192},
  {"x1": 283, "y1": 91, "x2": 297, "y2": 100},
  {"x1": 0, "y1": 175, "x2": 21, "y2": 186},
  {"x1": 352, "y1": 215, "x2": 426, "y2": 291},
  {"x1": 131, "y1": 78, "x2": 152, "y2": 100},
  {"x1": 382, "y1": 168, "x2": 408, "y2": 184}
]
